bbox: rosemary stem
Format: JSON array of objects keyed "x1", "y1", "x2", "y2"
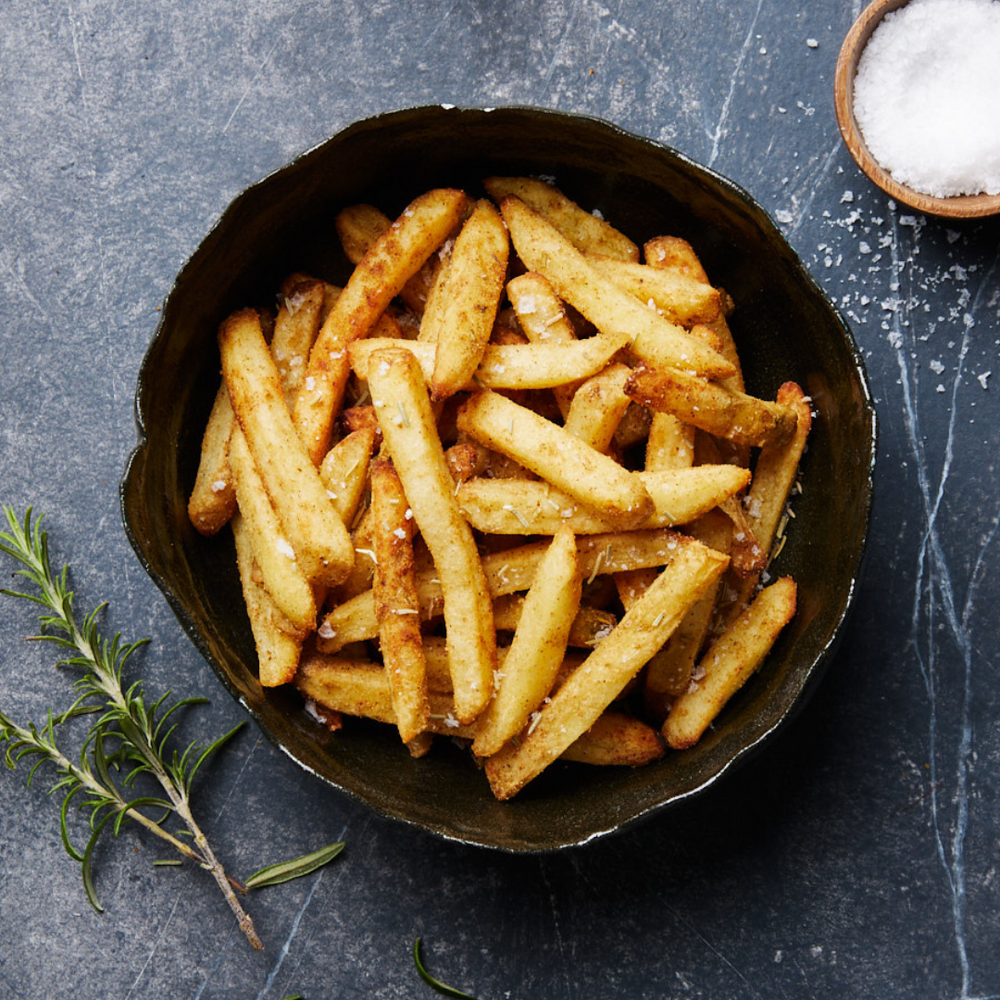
[{"x1": 172, "y1": 796, "x2": 262, "y2": 949}]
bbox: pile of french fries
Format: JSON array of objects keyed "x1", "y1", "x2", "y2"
[{"x1": 188, "y1": 176, "x2": 811, "y2": 800}]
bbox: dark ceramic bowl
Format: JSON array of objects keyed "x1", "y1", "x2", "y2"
[{"x1": 121, "y1": 105, "x2": 876, "y2": 852}]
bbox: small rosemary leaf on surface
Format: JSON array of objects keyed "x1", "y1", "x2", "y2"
[
  {"x1": 413, "y1": 938, "x2": 478, "y2": 999},
  {"x1": 245, "y1": 841, "x2": 345, "y2": 889},
  {"x1": 153, "y1": 859, "x2": 183, "y2": 867}
]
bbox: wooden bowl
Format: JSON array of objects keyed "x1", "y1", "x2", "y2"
[{"x1": 834, "y1": 0, "x2": 1000, "y2": 219}]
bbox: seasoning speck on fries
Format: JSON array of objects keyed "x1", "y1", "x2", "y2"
[{"x1": 189, "y1": 178, "x2": 810, "y2": 799}]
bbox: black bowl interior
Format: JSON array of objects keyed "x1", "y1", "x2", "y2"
[{"x1": 121, "y1": 105, "x2": 876, "y2": 852}]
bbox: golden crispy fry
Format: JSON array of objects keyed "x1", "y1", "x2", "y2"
[
  {"x1": 473, "y1": 525, "x2": 581, "y2": 757},
  {"x1": 456, "y1": 390, "x2": 654, "y2": 529},
  {"x1": 560, "y1": 711, "x2": 665, "y2": 766},
  {"x1": 643, "y1": 240, "x2": 746, "y2": 393},
  {"x1": 272, "y1": 279, "x2": 325, "y2": 409},
  {"x1": 720, "y1": 382, "x2": 812, "y2": 623},
  {"x1": 484, "y1": 538, "x2": 729, "y2": 799},
  {"x1": 228, "y1": 428, "x2": 317, "y2": 636},
  {"x1": 641, "y1": 509, "x2": 732, "y2": 718},
  {"x1": 231, "y1": 513, "x2": 301, "y2": 687},
  {"x1": 371, "y1": 457, "x2": 430, "y2": 744},
  {"x1": 444, "y1": 441, "x2": 489, "y2": 485},
  {"x1": 584, "y1": 254, "x2": 722, "y2": 326},
  {"x1": 188, "y1": 380, "x2": 237, "y2": 537},
  {"x1": 455, "y1": 465, "x2": 750, "y2": 535},
  {"x1": 429, "y1": 199, "x2": 509, "y2": 400},
  {"x1": 335, "y1": 203, "x2": 438, "y2": 316},
  {"x1": 295, "y1": 654, "x2": 477, "y2": 738},
  {"x1": 506, "y1": 271, "x2": 579, "y2": 417},
  {"x1": 664, "y1": 576, "x2": 797, "y2": 749},
  {"x1": 645, "y1": 411, "x2": 696, "y2": 471},
  {"x1": 483, "y1": 176, "x2": 639, "y2": 261},
  {"x1": 625, "y1": 366, "x2": 798, "y2": 449},
  {"x1": 318, "y1": 426, "x2": 376, "y2": 527},
  {"x1": 294, "y1": 188, "x2": 469, "y2": 463},
  {"x1": 643, "y1": 235, "x2": 711, "y2": 283},
  {"x1": 350, "y1": 332, "x2": 630, "y2": 391},
  {"x1": 491, "y1": 593, "x2": 616, "y2": 649},
  {"x1": 367, "y1": 347, "x2": 495, "y2": 723},
  {"x1": 500, "y1": 196, "x2": 735, "y2": 380},
  {"x1": 219, "y1": 309, "x2": 354, "y2": 588},
  {"x1": 562, "y1": 362, "x2": 633, "y2": 452}
]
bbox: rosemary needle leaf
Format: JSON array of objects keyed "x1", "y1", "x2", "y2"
[
  {"x1": 153, "y1": 859, "x2": 183, "y2": 867},
  {"x1": 245, "y1": 841, "x2": 345, "y2": 889},
  {"x1": 413, "y1": 938, "x2": 479, "y2": 1000}
]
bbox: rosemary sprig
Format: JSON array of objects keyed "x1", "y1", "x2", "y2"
[{"x1": 0, "y1": 507, "x2": 262, "y2": 948}]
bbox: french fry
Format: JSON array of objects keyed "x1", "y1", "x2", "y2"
[
  {"x1": 473, "y1": 525, "x2": 581, "y2": 757},
  {"x1": 272, "y1": 278, "x2": 325, "y2": 408},
  {"x1": 559, "y1": 711, "x2": 665, "y2": 766},
  {"x1": 231, "y1": 513, "x2": 301, "y2": 687},
  {"x1": 506, "y1": 271, "x2": 579, "y2": 417},
  {"x1": 371, "y1": 457, "x2": 430, "y2": 744},
  {"x1": 584, "y1": 254, "x2": 722, "y2": 326},
  {"x1": 645, "y1": 412, "x2": 696, "y2": 471},
  {"x1": 455, "y1": 465, "x2": 750, "y2": 535},
  {"x1": 350, "y1": 333, "x2": 630, "y2": 392},
  {"x1": 319, "y1": 426, "x2": 376, "y2": 527},
  {"x1": 295, "y1": 654, "x2": 477, "y2": 738},
  {"x1": 719, "y1": 382, "x2": 812, "y2": 624},
  {"x1": 625, "y1": 366, "x2": 798, "y2": 449},
  {"x1": 483, "y1": 176, "x2": 639, "y2": 261},
  {"x1": 562, "y1": 362, "x2": 633, "y2": 452},
  {"x1": 500, "y1": 196, "x2": 736, "y2": 380},
  {"x1": 219, "y1": 309, "x2": 354, "y2": 588},
  {"x1": 642, "y1": 509, "x2": 733, "y2": 718},
  {"x1": 484, "y1": 538, "x2": 730, "y2": 799},
  {"x1": 367, "y1": 347, "x2": 495, "y2": 723},
  {"x1": 335, "y1": 203, "x2": 438, "y2": 316},
  {"x1": 294, "y1": 188, "x2": 469, "y2": 463},
  {"x1": 643, "y1": 235, "x2": 711, "y2": 283},
  {"x1": 227, "y1": 428, "x2": 317, "y2": 635},
  {"x1": 456, "y1": 390, "x2": 654, "y2": 529},
  {"x1": 188, "y1": 380, "x2": 237, "y2": 537},
  {"x1": 491, "y1": 593, "x2": 616, "y2": 649},
  {"x1": 429, "y1": 199, "x2": 509, "y2": 400},
  {"x1": 664, "y1": 576, "x2": 797, "y2": 749}
]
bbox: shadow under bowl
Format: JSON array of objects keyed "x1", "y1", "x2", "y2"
[{"x1": 121, "y1": 105, "x2": 876, "y2": 852}]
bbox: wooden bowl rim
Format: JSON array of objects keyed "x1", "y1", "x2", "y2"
[{"x1": 834, "y1": 0, "x2": 1000, "y2": 220}]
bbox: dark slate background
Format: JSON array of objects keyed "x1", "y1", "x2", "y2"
[{"x1": 2, "y1": 2, "x2": 999, "y2": 998}]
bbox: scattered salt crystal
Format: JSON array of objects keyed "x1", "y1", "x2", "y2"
[
  {"x1": 853, "y1": 0, "x2": 1000, "y2": 196},
  {"x1": 806, "y1": 37, "x2": 819, "y2": 47},
  {"x1": 393, "y1": 527, "x2": 406, "y2": 539},
  {"x1": 304, "y1": 376, "x2": 316, "y2": 391},
  {"x1": 210, "y1": 479, "x2": 227, "y2": 493},
  {"x1": 317, "y1": 621, "x2": 335, "y2": 639},
  {"x1": 276, "y1": 538, "x2": 296, "y2": 560},
  {"x1": 929, "y1": 359, "x2": 945, "y2": 374},
  {"x1": 841, "y1": 190, "x2": 854, "y2": 203},
  {"x1": 978, "y1": 371, "x2": 991, "y2": 389}
]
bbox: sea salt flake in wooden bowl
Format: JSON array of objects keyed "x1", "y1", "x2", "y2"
[{"x1": 835, "y1": 0, "x2": 1000, "y2": 218}]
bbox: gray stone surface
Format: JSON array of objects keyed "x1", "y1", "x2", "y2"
[{"x1": 1, "y1": 1, "x2": 999, "y2": 997}]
